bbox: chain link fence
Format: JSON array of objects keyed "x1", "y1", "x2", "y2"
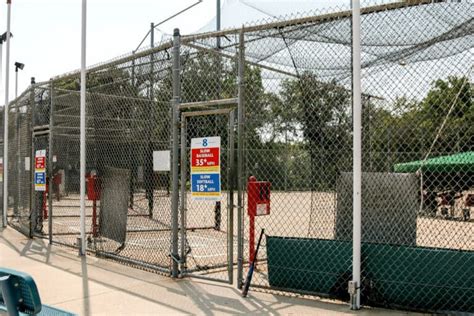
[
  {"x1": 1, "y1": 0, "x2": 473, "y2": 313},
  {"x1": 5, "y1": 88, "x2": 33, "y2": 236}
]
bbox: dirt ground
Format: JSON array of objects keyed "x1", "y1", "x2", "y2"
[{"x1": 9, "y1": 189, "x2": 473, "y2": 282}]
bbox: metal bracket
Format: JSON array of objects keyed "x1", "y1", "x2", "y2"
[
  {"x1": 170, "y1": 253, "x2": 181, "y2": 264},
  {"x1": 182, "y1": 107, "x2": 235, "y2": 118},
  {"x1": 348, "y1": 280, "x2": 358, "y2": 295},
  {"x1": 179, "y1": 98, "x2": 237, "y2": 111}
]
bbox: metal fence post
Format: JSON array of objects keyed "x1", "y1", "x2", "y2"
[
  {"x1": 79, "y1": 0, "x2": 87, "y2": 256},
  {"x1": 149, "y1": 22, "x2": 155, "y2": 216},
  {"x1": 15, "y1": 92, "x2": 20, "y2": 219},
  {"x1": 144, "y1": 22, "x2": 156, "y2": 218},
  {"x1": 48, "y1": 80, "x2": 54, "y2": 244},
  {"x1": 179, "y1": 114, "x2": 187, "y2": 272},
  {"x1": 171, "y1": 28, "x2": 181, "y2": 278},
  {"x1": 236, "y1": 27, "x2": 245, "y2": 289},
  {"x1": 29, "y1": 85, "x2": 36, "y2": 238},
  {"x1": 227, "y1": 110, "x2": 235, "y2": 284},
  {"x1": 351, "y1": 0, "x2": 362, "y2": 310}
]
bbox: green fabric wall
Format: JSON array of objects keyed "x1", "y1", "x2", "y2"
[{"x1": 267, "y1": 236, "x2": 474, "y2": 312}]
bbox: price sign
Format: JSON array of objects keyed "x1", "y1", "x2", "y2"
[
  {"x1": 192, "y1": 147, "x2": 219, "y2": 167},
  {"x1": 35, "y1": 149, "x2": 47, "y2": 191},
  {"x1": 190, "y1": 137, "x2": 221, "y2": 201},
  {"x1": 35, "y1": 156, "x2": 45, "y2": 169}
]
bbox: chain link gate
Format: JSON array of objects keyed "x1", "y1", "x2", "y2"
[
  {"x1": 171, "y1": 34, "x2": 245, "y2": 283},
  {"x1": 30, "y1": 85, "x2": 52, "y2": 239},
  {"x1": 30, "y1": 133, "x2": 49, "y2": 238},
  {"x1": 178, "y1": 108, "x2": 237, "y2": 283}
]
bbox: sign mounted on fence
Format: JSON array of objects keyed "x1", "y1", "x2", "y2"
[
  {"x1": 25, "y1": 157, "x2": 30, "y2": 171},
  {"x1": 153, "y1": 150, "x2": 170, "y2": 171},
  {"x1": 190, "y1": 137, "x2": 221, "y2": 201},
  {"x1": 35, "y1": 150, "x2": 47, "y2": 191}
]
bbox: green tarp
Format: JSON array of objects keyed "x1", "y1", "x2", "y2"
[
  {"x1": 267, "y1": 236, "x2": 474, "y2": 312},
  {"x1": 393, "y1": 151, "x2": 474, "y2": 173}
]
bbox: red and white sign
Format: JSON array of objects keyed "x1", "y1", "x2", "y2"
[
  {"x1": 191, "y1": 147, "x2": 219, "y2": 169},
  {"x1": 35, "y1": 156, "x2": 46, "y2": 169}
]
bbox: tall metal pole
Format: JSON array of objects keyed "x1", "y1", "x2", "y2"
[
  {"x1": 351, "y1": 0, "x2": 362, "y2": 310},
  {"x1": 79, "y1": 0, "x2": 87, "y2": 255},
  {"x1": 215, "y1": 0, "x2": 222, "y2": 217},
  {"x1": 171, "y1": 28, "x2": 181, "y2": 278},
  {"x1": 14, "y1": 67, "x2": 19, "y2": 219},
  {"x1": 216, "y1": 0, "x2": 221, "y2": 49},
  {"x1": 236, "y1": 28, "x2": 245, "y2": 289},
  {"x1": 3, "y1": 0, "x2": 12, "y2": 227}
]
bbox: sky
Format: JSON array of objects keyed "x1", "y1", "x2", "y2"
[
  {"x1": 0, "y1": 0, "x2": 214, "y2": 101},
  {"x1": 0, "y1": 0, "x2": 361, "y2": 104}
]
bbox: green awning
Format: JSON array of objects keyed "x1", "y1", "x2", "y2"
[{"x1": 393, "y1": 151, "x2": 474, "y2": 173}]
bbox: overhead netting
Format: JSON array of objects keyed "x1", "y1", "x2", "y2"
[{"x1": 187, "y1": 0, "x2": 473, "y2": 98}]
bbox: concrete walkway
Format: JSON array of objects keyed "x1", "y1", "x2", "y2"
[{"x1": 0, "y1": 227, "x2": 420, "y2": 315}]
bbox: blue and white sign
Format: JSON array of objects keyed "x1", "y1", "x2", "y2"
[
  {"x1": 190, "y1": 137, "x2": 221, "y2": 201},
  {"x1": 35, "y1": 172, "x2": 46, "y2": 184},
  {"x1": 192, "y1": 173, "x2": 221, "y2": 194}
]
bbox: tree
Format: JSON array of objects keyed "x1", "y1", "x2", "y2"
[
  {"x1": 360, "y1": 75, "x2": 472, "y2": 181},
  {"x1": 279, "y1": 73, "x2": 351, "y2": 190},
  {"x1": 418, "y1": 76, "x2": 473, "y2": 153},
  {"x1": 369, "y1": 76, "x2": 473, "y2": 167}
]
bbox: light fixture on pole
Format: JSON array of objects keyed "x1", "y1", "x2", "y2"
[{"x1": 14, "y1": 62, "x2": 24, "y2": 99}]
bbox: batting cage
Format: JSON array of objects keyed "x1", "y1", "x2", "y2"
[{"x1": 1, "y1": 0, "x2": 473, "y2": 313}]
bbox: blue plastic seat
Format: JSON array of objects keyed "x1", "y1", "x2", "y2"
[{"x1": 0, "y1": 268, "x2": 76, "y2": 316}]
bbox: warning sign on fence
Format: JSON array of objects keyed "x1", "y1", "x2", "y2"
[
  {"x1": 35, "y1": 149, "x2": 46, "y2": 191},
  {"x1": 190, "y1": 137, "x2": 221, "y2": 201}
]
